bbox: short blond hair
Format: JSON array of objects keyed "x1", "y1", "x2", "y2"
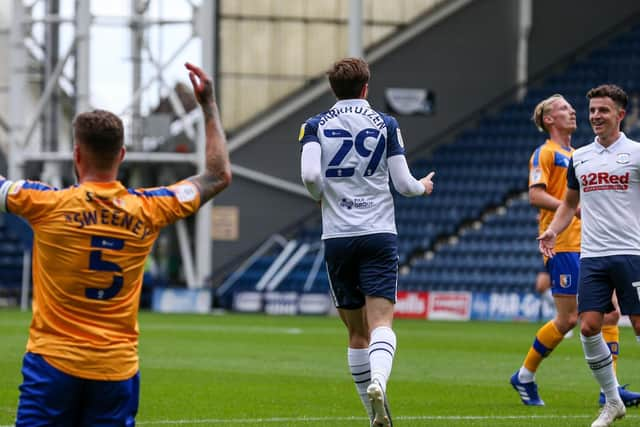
[{"x1": 532, "y1": 94, "x2": 564, "y2": 133}]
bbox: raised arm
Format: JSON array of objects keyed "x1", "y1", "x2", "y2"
[{"x1": 185, "y1": 62, "x2": 232, "y2": 204}]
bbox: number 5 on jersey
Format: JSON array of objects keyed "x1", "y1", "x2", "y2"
[
  {"x1": 324, "y1": 127, "x2": 386, "y2": 178},
  {"x1": 86, "y1": 236, "x2": 125, "y2": 300}
]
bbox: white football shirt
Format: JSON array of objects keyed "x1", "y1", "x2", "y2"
[
  {"x1": 568, "y1": 132, "x2": 640, "y2": 257},
  {"x1": 299, "y1": 99, "x2": 406, "y2": 239}
]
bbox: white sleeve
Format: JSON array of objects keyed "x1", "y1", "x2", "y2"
[
  {"x1": 388, "y1": 155, "x2": 425, "y2": 197},
  {"x1": 300, "y1": 142, "x2": 323, "y2": 201}
]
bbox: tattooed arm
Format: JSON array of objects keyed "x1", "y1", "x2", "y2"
[{"x1": 184, "y1": 62, "x2": 232, "y2": 204}]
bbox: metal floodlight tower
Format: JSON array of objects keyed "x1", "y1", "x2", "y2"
[{"x1": 6, "y1": 0, "x2": 218, "y2": 289}]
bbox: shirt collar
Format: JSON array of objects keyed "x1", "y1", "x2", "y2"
[
  {"x1": 331, "y1": 98, "x2": 371, "y2": 109},
  {"x1": 546, "y1": 139, "x2": 572, "y2": 153},
  {"x1": 594, "y1": 132, "x2": 626, "y2": 153}
]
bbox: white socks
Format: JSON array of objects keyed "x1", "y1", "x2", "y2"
[
  {"x1": 518, "y1": 366, "x2": 535, "y2": 383},
  {"x1": 581, "y1": 333, "x2": 620, "y2": 402},
  {"x1": 348, "y1": 347, "x2": 372, "y2": 418},
  {"x1": 369, "y1": 326, "x2": 397, "y2": 392}
]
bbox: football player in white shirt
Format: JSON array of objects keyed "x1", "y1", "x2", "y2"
[
  {"x1": 299, "y1": 57, "x2": 434, "y2": 427},
  {"x1": 538, "y1": 84, "x2": 640, "y2": 427}
]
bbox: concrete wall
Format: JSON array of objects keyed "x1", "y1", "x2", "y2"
[{"x1": 218, "y1": 0, "x2": 445, "y2": 130}]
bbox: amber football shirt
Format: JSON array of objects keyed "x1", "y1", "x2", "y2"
[
  {"x1": 529, "y1": 139, "x2": 581, "y2": 253},
  {"x1": 0, "y1": 179, "x2": 200, "y2": 380}
]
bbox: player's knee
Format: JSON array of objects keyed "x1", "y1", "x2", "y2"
[
  {"x1": 555, "y1": 311, "x2": 578, "y2": 333},
  {"x1": 580, "y1": 322, "x2": 601, "y2": 337},
  {"x1": 564, "y1": 315, "x2": 578, "y2": 332}
]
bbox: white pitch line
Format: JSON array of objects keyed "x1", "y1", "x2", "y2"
[{"x1": 132, "y1": 413, "x2": 639, "y2": 425}]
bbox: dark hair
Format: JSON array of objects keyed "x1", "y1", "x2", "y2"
[
  {"x1": 586, "y1": 84, "x2": 628, "y2": 109},
  {"x1": 327, "y1": 57, "x2": 370, "y2": 100},
  {"x1": 73, "y1": 109, "x2": 124, "y2": 170}
]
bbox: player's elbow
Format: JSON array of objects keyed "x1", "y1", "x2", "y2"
[
  {"x1": 217, "y1": 168, "x2": 232, "y2": 192},
  {"x1": 301, "y1": 169, "x2": 321, "y2": 188},
  {"x1": 528, "y1": 189, "x2": 542, "y2": 208},
  {"x1": 395, "y1": 184, "x2": 416, "y2": 197},
  {"x1": 207, "y1": 167, "x2": 232, "y2": 195}
]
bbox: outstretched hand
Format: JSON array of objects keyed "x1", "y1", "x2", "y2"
[
  {"x1": 185, "y1": 62, "x2": 214, "y2": 106},
  {"x1": 537, "y1": 229, "x2": 557, "y2": 258},
  {"x1": 420, "y1": 171, "x2": 435, "y2": 195}
]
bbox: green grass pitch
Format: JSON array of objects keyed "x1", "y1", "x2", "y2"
[{"x1": 1, "y1": 309, "x2": 639, "y2": 426}]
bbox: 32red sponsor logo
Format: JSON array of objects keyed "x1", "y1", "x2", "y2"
[{"x1": 580, "y1": 172, "x2": 629, "y2": 192}]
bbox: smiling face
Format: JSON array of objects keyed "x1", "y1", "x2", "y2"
[{"x1": 589, "y1": 96, "x2": 625, "y2": 146}]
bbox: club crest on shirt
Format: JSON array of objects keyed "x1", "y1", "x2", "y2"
[
  {"x1": 559, "y1": 274, "x2": 571, "y2": 288},
  {"x1": 616, "y1": 153, "x2": 630, "y2": 164}
]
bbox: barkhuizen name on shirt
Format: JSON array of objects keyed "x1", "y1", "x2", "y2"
[
  {"x1": 318, "y1": 106, "x2": 386, "y2": 129},
  {"x1": 63, "y1": 209, "x2": 153, "y2": 240}
]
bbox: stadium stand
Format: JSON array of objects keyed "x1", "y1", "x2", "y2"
[
  {"x1": 3, "y1": 22, "x2": 640, "y2": 308},
  {"x1": 217, "y1": 22, "x2": 640, "y2": 307},
  {"x1": 0, "y1": 214, "x2": 30, "y2": 304}
]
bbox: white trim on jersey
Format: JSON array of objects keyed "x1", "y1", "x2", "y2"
[{"x1": 0, "y1": 179, "x2": 15, "y2": 213}]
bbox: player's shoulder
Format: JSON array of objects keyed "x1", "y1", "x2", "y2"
[
  {"x1": 10, "y1": 179, "x2": 68, "y2": 201},
  {"x1": 127, "y1": 181, "x2": 197, "y2": 203},
  {"x1": 621, "y1": 134, "x2": 640, "y2": 151},
  {"x1": 371, "y1": 109, "x2": 397, "y2": 127},
  {"x1": 530, "y1": 140, "x2": 549, "y2": 155},
  {"x1": 126, "y1": 186, "x2": 176, "y2": 200},
  {"x1": 303, "y1": 111, "x2": 329, "y2": 128},
  {"x1": 572, "y1": 141, "x2": 597, "y2": 159},
  {"x1": 529, "y1": 141, "x2": 552, "y2": 163},
  {"x1": 20, "y1": 180, "x2": 61, "y2": 192}
]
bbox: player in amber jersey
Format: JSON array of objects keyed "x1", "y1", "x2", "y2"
[
  {"x1": 4, "y1": 63, "x2": 231, "y2": 426},
  {"x1": 511, "y1": 94, "x2": 639, "y2": 409}
]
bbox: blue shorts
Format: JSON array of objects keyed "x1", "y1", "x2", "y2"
[
  {"x1": 546, "y1": 252, "x2": 580, "y2": 296},
  {"x1": 16, "y1": 352, "x2": 139, "y2": 427},
  {"x1": 578, "y1": 255, "x2": 640, "y2": 315},
  {"x1": 324, "y1": 233, "x2": 398, "y2": 309}
]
